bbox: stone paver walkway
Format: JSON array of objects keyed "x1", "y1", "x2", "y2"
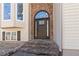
[{"x1": 0, "y1": 41, "x2": 25, "y2": 56}]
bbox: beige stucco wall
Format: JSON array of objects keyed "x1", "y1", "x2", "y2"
[
  {"x1": 1, "y1": 3, "x2": 24, "y2": 28},
  {"x1": 0, "y1": 29, "x2": 1, "y2": 41},
  {"x1": 0, "y1": 3, "x2": 29, "y2": 41},
  {"x1": 21, "y1": 3, "x2": 29, "y2": 41},
  {"x1": 53, "y1": 3, "x2": 62, "y2": 51}
]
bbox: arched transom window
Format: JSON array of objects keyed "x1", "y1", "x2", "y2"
[{"x1": 35, "y1": 11, "x2": 49, "y2": 19}]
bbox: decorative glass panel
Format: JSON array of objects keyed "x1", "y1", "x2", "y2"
[
  {"x1": 11, "y1": 32, "x2": 16, "y2": 40},
  {"x1": 35, "y1": 11, "x2": 48, "y2": 19},
  {"x1": 17, "y1": 3, "x2": 23, "y2": 20},
  {"x1": 6, "y1": 32, "x2": 10, "y2": 40},
  {"x1": 39, "y1": 20, "x2": 44, "y2": 25},
  {"x1": 4, "y1": 3, "x2": 11, "y2": 20}
]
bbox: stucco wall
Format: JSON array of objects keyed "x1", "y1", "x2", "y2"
[
  {"x1": 53, "y1": 3, "x2": 62, "y2": 51},
  {"x1": 21, "y1": 3, "x2": 29, "y2": 41},
  {"x1": 0, "y1": 3, "x2": 29, "y2": 41},
  {"x1": 1, "y1": 3, "x2": 24, "y2": 28}
]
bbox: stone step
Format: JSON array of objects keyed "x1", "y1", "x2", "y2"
[
  {"x1": 20, "y1": 47, "x2": 59, "y2": 55},
  {"x1": 18, "y1": 39, "x2": 59, "y2": 56}
]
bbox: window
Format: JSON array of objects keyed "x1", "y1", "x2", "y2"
[
  {"x1": 17, "y1": 3, "x2": 23, "y2": 20},
  {"x1": 2, "y1": 31, "x2": 20, "y2": 41},
  {"x1": 11, "y1": 32, "x2": 16, "y2": 40},
  {"x1": 3, "y1": 3, "x2": 11, "y2": 20},
  {"x1": 35, "y1": 11, "x2": 48, "y2": 19},
  {"x1": 6, "y1": 32, "x2": 10, "y2": 40},
  {"x1": 39, "y1": 20, "x2": 44, "y2": 25}
]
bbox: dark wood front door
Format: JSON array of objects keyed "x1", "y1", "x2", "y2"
[
  {"x1": 34, "y1": 10, "x2": 50, "y2": 39},
  {"x1": 34, "y1": 19, "x2": 49, "y2": 39}
]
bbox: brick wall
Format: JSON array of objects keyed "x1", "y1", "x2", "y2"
[{"x1": 30, "y1": 3, "x2": 53, "y2": 40}]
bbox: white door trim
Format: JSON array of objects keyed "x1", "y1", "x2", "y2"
[{"x1": 47, "y1": 20, "x2": 49, "y2": 36}]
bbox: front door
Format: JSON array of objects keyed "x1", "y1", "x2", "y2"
[
  {"x1": 35, "y1": 19, "x2": 49, "y2": 39},
  {"x1": 34, "y1": 10, "x2": 49, "y2": 39},
  {"x1": 37, "y1": 20, "x2": 47, "y2": 39}
]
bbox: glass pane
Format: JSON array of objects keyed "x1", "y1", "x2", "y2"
[
  {"x1": 6, "y1": 32, "x2": 10, "y2": 40},
  {"x1": 39, "y1": 20, "x2": 44, "y2": 25},
  {"x1": 11, "y1": 32, "x2": 16, "y2": 40},
  {"x1": 4, "y1": 3, "x2": 11, "y2": 20},
  {"x1": 17, "y1": 3, "x2": 23, "y2": 20},
  {"x1": 35, "y1": 11, "x2": 48, "y2": 19}
]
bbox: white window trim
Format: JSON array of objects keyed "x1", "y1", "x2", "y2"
[
  {"x1": 2, "y1": 3, "x2": 12, "y2": 21},
  {"x1": 3, "y1": 31, "x2": 17, "y2": 41},
  {"x1": 16, "y1": 3, "x2": 24, "y2": 21}
]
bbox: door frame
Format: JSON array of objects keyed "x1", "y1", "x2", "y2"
[
  {"x1": 34, "y1": 10, "x2": 50, "y2": 39},
  {"x1": 34, "y1": 18, "x2": 50, "y2": 39}
]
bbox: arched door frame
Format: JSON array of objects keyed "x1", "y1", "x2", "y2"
[{"x1": 34, "y1": 10, "x2": 50, "y2": 39}]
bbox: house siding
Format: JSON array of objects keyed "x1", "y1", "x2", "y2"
[
  {"x1": 63, "y1": 49, "x2": 79, "y2": 56},
  {"x1": 63, "y1": 4, "x2": 79, "y2": 49}
]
